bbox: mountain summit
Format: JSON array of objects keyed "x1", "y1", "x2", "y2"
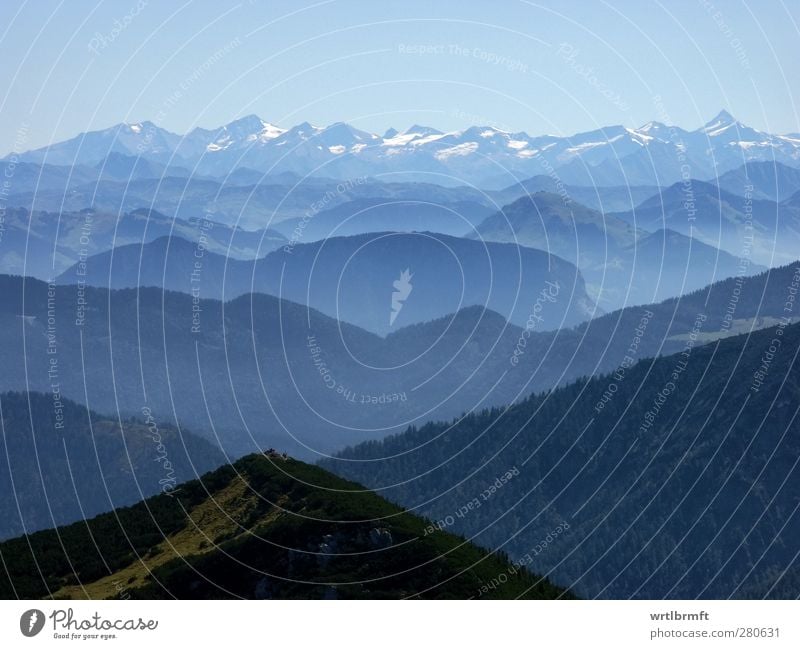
[{"x1": 700, "y1": 109, "x2": 739, "y2": 134}]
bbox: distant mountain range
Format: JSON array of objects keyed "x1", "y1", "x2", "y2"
[
  {"x1": 9, "y1": 110, "x2": 800, "y2": 188},
  {"x1": 0, "y1": 451, "x2": 570, "y2": 599},
  {"x1": 0, "y1": 207, "x2": 286, "y2": 279},
  {"x1": 271, "y1": 197, "x2": 493, "y2": 240},
  {"x1": 58, "y1": 231, "x2": 597, "y2": 334},
  {"x1": 472, "y1": 192, "x2": 766, "y2": 309},
  {"x1": 611, "y1": 180, "x2": 800, "y2": 266},
  {"x1": 715, "y1": 160, "x2": 800, "y2": 202},
  {"x1": 603, "y1": 228, "x2": 766, "y2": 307},
  {"x1": 471, "y1": 191, "x2": 640, "y2": 268},
  {"x1": 2, "y1": 172, "x2": 497, "y2": 229}
]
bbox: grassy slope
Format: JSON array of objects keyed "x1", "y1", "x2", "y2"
[{"x1": 0, "y1": 454, "x2": 570, "y2": 600}]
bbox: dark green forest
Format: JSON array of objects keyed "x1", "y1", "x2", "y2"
[{"x1": 326, "y1": 320, "x2": 800, "y2": 598}]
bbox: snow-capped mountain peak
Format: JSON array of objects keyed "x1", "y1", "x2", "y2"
[
  {"x1": 699, "y1": 109, "x2": 739, "y2": 135},
  {"x1": 404, "y1": 124, "x2": 443, "y2": 136},
  {"x1": 383, "y1": 125, "x2": 445, "y2": 147},
  {"x1": 635, "y1": 120, "x2": 677, "y2": 141},
  {"x1": 10, "y1": 111, "x2": 800, "y2": 187},
  {"x1": 638, "y1": 120, "x2": 667, "y2": 132},
  {"x1": 204, "y1": 115, "x2": 286, "y2": 152},
  {"x1": 625, "y1": 127, "x2": 655, "y2": 145}
]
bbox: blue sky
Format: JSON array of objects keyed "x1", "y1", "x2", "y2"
[{"x1": 1, "y1": 0, "x2": 798, "y2": 154}]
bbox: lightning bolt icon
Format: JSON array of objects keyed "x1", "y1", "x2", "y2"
[{"x1": 28, "y1": 611, "x2": 38, "y2": 632}]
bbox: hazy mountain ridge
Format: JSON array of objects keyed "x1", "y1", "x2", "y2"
[
  {"x1": 471, "y1": 192, "x2": 766, "y2": 310},
  {"x1": 1, "y1": 263, "x2": 797, "y2": 465},
  {"x1": 272, "y1": 197, "x2": 493, "y2": 240},
  {"x1": 0, "y1": 206, "x2": 286, "y2": 280},
  {"x1": 56, "y1": 230, "x2": 598, "y2": 334},
  {"x1": 611, "y1": 180, "x2": 800, "y2": 266},
  {"x1": 0, "y1": 391, "x2": 224, "y2": 540},
  {"x1": 714, "y1": 160, "x2": 800, "y2": 202}
]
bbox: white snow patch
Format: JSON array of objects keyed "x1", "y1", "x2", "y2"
[
  {"x1": 702, "y1": 122, "x2": 738, "y2": 137},
  {"x1": 564, "y1": 141, "x2": 608, "y2": 154},
  {"x1": 410, "y1": 133, "x2": 446, "y2": 146},
  {"x1": 207, "y1": 135, "x2": 232, "y2": 152},
  {"x1": 626, "y1": 128, "x2": 653, "y2": 145},
  {"x1": 638, "y1": 121, "x2": 660, "y2": 133},
  {"x1": 382, "y1": 133, "x2": 420, "y2": 146},
  {"x1": 734, "y1": 141, "x2": 772, "y2": 150},
  {"x1": 777, "y1": 134, "x2": 800, "y2": 145},
  {"x1": 258, "y1": 123, "x2": 286, "y2": 141},
  {"x1": 507, "y1": 139, "x2": 529, "y2": 150},
  {"x1": 434, "y1": 142, "x2": 479, "y2": 160}
]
